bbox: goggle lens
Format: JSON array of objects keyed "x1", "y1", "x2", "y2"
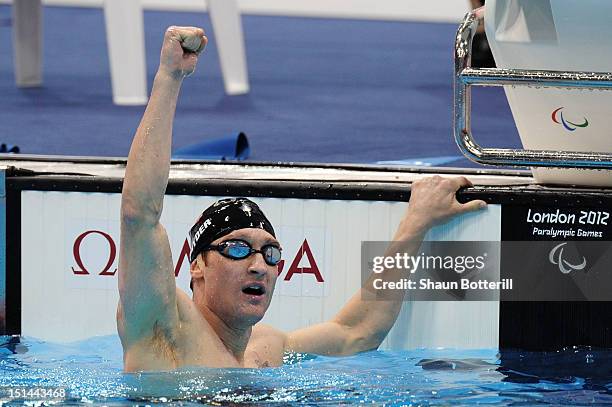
[
  {"x1": 224, "y1": 242, "x2": 251, "y2": 258},
  {"x1": 218, "y1": 240, "x2": 282, "y2": 266},
  {"x1": 263, "y1": 246, "x2": 282, "y2": 265}
]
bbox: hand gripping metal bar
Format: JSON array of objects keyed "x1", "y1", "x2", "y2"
[{"x1": 454, "y1": 7, "x2": 612, "y2": 169}]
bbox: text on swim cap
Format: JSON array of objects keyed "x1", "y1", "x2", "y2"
[{"x1": 194, "y1": 218, "x2": 212, "y2": 243}]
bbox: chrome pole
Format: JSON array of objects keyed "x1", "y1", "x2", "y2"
[{"x1": 454, "y1": 7, "x2": 612, "y2": 169}]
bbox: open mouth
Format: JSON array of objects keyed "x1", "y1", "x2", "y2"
[{"x1": 242, "y1": 284, "x2": 266, "y2": 296}]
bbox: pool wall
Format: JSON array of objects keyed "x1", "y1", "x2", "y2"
[{"x1": 18, "y1": 190, "x2": 501, "y2": 348}]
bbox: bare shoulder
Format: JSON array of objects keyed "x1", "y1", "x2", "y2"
[
  {"x1": 120, "y1": 287, "x2": 200, "y2": 372},
  {"x1": 174, "y1": 287, "x2": 215, "y2": 334},
  {"x1": 245, "y1": 323, "x2": 287, "y2": 367},
  {"x1": 117, "y1": 221, "x2": 177, "y2": 351},
  {"x1": 175, "y1": 286, "x2": 198, "y2": 318},
  {"x1": 251, "y1": 323, "x2": 287, "y2": 349},
  {"x1": 252, "y1": 323, "x2": 286, "y2": 340}
]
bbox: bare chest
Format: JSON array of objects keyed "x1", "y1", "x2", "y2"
[
  {"x1": 173, "y1": 318, "x2": 285, "y2": 369},
  {"x1": 172, "y1": 331, "x2": 283, "y2": 368}
]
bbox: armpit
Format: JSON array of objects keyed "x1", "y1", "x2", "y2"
[{"x1": 150, "y1": 320, "x2": 179, "y2": 366}]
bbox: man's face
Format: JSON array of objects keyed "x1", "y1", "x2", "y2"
[{"x1": 197, "y1": 228, "x2": 280, "y2": 328}]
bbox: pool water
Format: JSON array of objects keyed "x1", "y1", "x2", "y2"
[{"x1": 2, "y1": 336, "x2": 612, "y2": 406}]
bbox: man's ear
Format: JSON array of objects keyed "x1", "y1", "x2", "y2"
[{"x1": 190, "y1": 254, "x2": 206, "y2": 282}]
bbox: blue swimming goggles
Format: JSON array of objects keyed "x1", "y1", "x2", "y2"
[{"x1": 203, "y1": 239, "x2": 282, "y2": 266}]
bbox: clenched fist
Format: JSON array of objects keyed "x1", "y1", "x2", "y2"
[{"x1": 159, "y1": 26, "x2": 208, "y2": 79}]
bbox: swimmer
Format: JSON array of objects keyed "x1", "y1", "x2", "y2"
[{"x1": 117, "y1": 26, "x2": 487, "y2": 371}]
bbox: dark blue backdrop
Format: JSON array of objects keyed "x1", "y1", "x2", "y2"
[{"x1": 0, "y1": 6, "x2": 520, "y2": 165}]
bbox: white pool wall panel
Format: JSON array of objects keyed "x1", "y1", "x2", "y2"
[{"x1": 20, "y1": 190, "x2": 501, "y2": 347}]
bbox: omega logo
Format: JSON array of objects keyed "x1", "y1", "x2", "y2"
[
  {"x1": 71, "y1": 230, "x2": 324, "y2": 282},
  {"x1": 72, "y1": 230, "x2": 117, "y2": 276}
]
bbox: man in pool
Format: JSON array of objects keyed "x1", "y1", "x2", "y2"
[{"x1": 117, "y1": 26, "x2": 487, "y2": 371}]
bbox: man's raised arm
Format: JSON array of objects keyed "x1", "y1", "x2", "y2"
[
  {"x1": 117, "y1": 27, "x2": 207, "y2": 364},
  {"x1": 122, "y1": 26, "x2": 206, "y2": 226},
  {"x1": 284, "y1": 176, "x2": 487, "y2": 356}
]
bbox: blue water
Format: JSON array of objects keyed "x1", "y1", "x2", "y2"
[{"x1": 2, "y1": 336, "x2": 612, "y2": 405}]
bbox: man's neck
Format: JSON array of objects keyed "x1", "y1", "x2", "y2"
[{"x1": 201, "y1": 304, "x2": 252, "y2": 363}]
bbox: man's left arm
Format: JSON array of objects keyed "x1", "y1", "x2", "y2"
[{"x1": 284, "y1": 176, "x2": 486, "y2": 356}]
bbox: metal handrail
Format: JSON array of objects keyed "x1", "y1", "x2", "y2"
[{"x1": 454, "y1": 7, "x2": 612, "y2": 169}]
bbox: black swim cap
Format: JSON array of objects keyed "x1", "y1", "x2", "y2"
[{"x1": 189, "y1": 197, "x2": 276, "y2": 263}]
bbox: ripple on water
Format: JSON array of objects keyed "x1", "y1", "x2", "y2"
[{"x1": 3, "y1": 336, "x2": 612, "y2": 405}]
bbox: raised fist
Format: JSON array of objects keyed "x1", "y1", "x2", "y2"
[{"x1": 159, "y1": 26, "x2": 208, "y2": 79}]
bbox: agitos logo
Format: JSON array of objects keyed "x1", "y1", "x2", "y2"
[
  {"x1": 548, "y1": 242, "x2": 587, "y2": 274},
  {"x1": 551, "y1": 107, "x2": 589, "y2": 132},
  {"x1": 71, "y1": 230, "x2": 324, "y2": 282}
]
